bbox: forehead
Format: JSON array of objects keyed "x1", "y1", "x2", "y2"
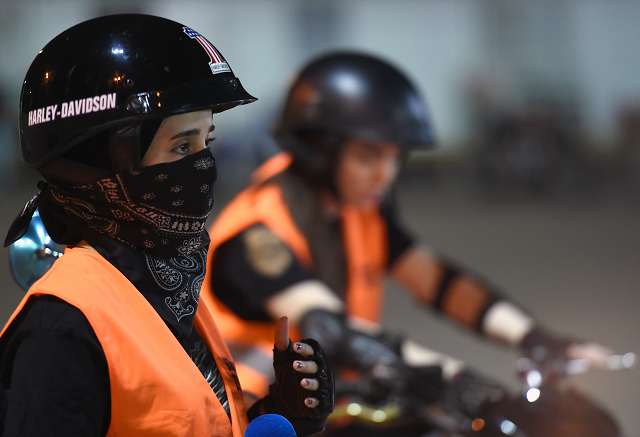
[
  {"x1": 343, "y1": 138, "x2": 401, "y2": 155},
  {"x1": 157, "y1": 109, "x2": 213, "y2": 134}
]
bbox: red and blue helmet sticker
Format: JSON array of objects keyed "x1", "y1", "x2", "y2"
[{"x1": 183, "y1": 27, "x2": 231, "y2": 75}]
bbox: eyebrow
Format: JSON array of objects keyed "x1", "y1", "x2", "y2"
[{"x1": 170, "y1": 124, "x2": 215, "y2": 140}]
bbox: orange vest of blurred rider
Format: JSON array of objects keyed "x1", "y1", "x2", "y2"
[
  {"x1": 201, "y1": 152, "x2": 388, "y2": 397},
  {"x1": 1, "y1": 246, "x2": 249, "y2": 437}
]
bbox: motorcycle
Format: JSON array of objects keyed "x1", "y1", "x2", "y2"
[
  {"x1": 9, "y1": 211, "x2": 636, "y2": 437},
  {"x1": 321, "y1": 348, "x2": 635, "y2": 437}
]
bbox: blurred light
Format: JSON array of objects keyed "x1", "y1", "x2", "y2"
[
  {"x1": 622, "y1": 352, "x2": 636, "y2": 369},
  {"x1": 500, "y1": 420, "x2": 517, "y2": 435},
  {"x1": 525, "y1": 370, "x2": 542, "y2": 388},
  {"x1": 346, "y1": 403, "x2": 362, "y2": 416},
  {"x1": 371, "y1": 410, "x2": 387, "y2": 423},
  {"x1": 526, "y1": 388, "x2": 541, "y2": 402},
  {"x1": 608, "y1": 352, "x2": 637, "y2": 370},
  {"x1": 471, "y1": 418, "x2": 485, "y2": 431},
  {"x1": 111, "y1": 47, "x2": 124, "y2": 55},
  {"x1": 566, "y1": 358, "x2": 590, "y2": 374}
]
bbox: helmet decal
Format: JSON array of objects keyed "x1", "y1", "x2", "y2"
[
  {"x1": 183, "y1": 27, "x2": 230, "y2": 75},
  {"x1": 28, "y1": 92, "x2": 117, "y2": 127}
]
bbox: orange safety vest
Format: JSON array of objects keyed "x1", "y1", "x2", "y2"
[
  {"x1": 0, "y1": 246, "x2": 249, "y2": 437},
  {"x1": 201, "y1": 152, "x2": 388, "y2": 397}
]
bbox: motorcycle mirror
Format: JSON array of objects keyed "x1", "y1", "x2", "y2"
[{"x1": 9, "y1": 209, "x2": 64, "y2": 291}]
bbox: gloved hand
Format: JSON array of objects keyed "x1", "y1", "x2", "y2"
[
  {"x1": 519, "y1": 327, "x2": 574, "y2": 379},
  {"x1": 300, "y1": 309, "x2": 446, "y2": 407},
  {"x1": 519, "y1": 327, "x2": 614, "y2": 378},
  {"x1": 248, "y1": 317, "x2": 334, "y2": 437}
]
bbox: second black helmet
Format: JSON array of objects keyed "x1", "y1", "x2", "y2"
[{"x1": 273, "y1": 51, "x2": 434, "y2": 184}]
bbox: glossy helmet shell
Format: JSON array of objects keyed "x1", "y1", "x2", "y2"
[
  {"x1": 20, "y1": 14, "x2": 257, "y2": 183},
  {"x1": 273, "y1": 51, "x2": 434, "y2": 183}
]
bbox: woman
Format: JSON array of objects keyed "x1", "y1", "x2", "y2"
[
  {"x1": 0, "y1": 14, "x2": 333, "y2": 437},
  {"x1": 200, "y1": 52, "x2": 615, "y2": 416}
]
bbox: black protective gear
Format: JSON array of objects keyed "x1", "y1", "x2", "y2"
[
  {"x1": 20, "y1": 14, "x2": 256, "y2": 184},
  {"x1": 299, "y1": 309, "x2": 404, "y2": 371},
  {"x1": 273, "y1": 51, "x2": 434, "y2": 187},
  {"x1": 248, "y1": 338, "x2": 334, "y2": 437},
  {"x1": 299, "y1": 309, "x2": 445, "y2": 406}
]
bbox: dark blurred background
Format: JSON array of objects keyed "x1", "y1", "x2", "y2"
[{"x1": 1, "y1": 0, "x2": 639, "y2": 434}]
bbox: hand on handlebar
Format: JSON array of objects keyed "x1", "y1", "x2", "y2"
[
  {"x1": 565, "y1": 342, "x2": 636, "y2": 375},
  {"x1": 519, "y1": 327, "x2": 636, "y2": 380}
]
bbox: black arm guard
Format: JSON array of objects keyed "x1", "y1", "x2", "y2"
[{"x1": 248, "y1": 338, "x2": 334, "y2": 437}]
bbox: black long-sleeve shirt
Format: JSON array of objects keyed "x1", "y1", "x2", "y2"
[{"x1": 0, "y1": 295, "x2": 110, "y2": 437}]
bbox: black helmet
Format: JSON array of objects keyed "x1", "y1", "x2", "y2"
[
  {"x1": 20, "y1": 14, "x2": 256, "y2": 184},
  {"x1": 273, "y1": 51, "x2": 434, "y2": 183}
]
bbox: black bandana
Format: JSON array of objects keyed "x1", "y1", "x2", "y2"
[
  {"x1": 4, "y1": 147, "x2": 218, "y2": 338},
  {"x1": 43, "y1": 147, "x2": 216, "y2": 257},
  {"x1": 86, "y1": 233, "x2": 207, "y2": 341},
  {"x1": 92, "y1": 235, "x2": 229, "y2": 412}
]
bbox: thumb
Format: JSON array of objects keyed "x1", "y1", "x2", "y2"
[{"x1": 274, "y1": 316, "x2": 290, "y2": 352}]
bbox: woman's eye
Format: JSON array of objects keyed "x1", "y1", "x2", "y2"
[{"x1": 174, "y1": 143, "x2": 190, "y2": 154}]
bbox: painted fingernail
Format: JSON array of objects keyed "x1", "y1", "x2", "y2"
[
  {"x1": 295, "y1": 343, "x2": 303, "y2": 351},
  {"x1": 305, "y1": 398, "x2": 318, "y2": 407},
  {"x1": 294, "y1": 361, "x2": 304, "y2": 370},
  {"x1": 303, "y1": 378, "x2": 310, "y2": 387}
]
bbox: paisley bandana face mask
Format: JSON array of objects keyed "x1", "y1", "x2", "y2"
[{"x1": 7, "y1": 148, "x2": 218, "y2": 258}]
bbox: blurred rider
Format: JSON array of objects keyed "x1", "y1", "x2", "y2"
[{"x1": 200, "y1": 51, "x2": 613, "y2": 412}]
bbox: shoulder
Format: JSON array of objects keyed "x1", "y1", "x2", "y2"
[
  {"x1": 220, "y1": 223, "x2": 297, "y2": 280},
  {"x1": 3, "y1": 294, "x2": 99, "y2": 345},
  {"x1": 0, "y1": 294, "x2": 105, "y2": 382}
]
